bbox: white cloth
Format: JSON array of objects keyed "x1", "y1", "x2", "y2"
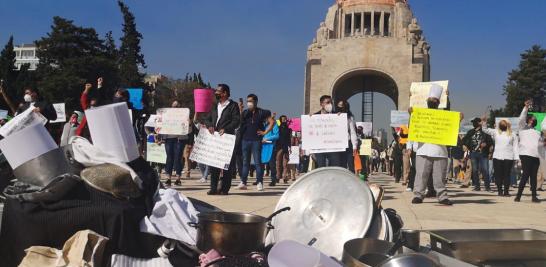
[
  {"x1": 482, "y1": 127, "x2": 519, "y2": 160},
  {"x1": 70, "y1": 136, "x2": 143, "y2": 188},
  {"x1": 347, "y1": 116, "x2": 358, "y2": 149},
  {"x1": 140, "y1": 189, "x2": 199, "y2": 245},
  {"x1": 216, "y1": 99, "x2": 231, "y2": 125},
  {"x1": 415, "y1": 143, "x2": 448, "y2": 158},
  {"x1": 517, "y1": 107, "x2": 546, "y2": 158},
  {"x1": 111, "y1": 255, "x2": 173, "y2": 267},
  {"x1": 428, "y1": 84, "x2": 443, "y2": 99}
]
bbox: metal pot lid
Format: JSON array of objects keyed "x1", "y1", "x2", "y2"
[{"x1": 272, "y1": 167, "x2": 375, "y2": 259}]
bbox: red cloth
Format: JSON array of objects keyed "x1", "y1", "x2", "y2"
[{"x1": 76, "y1": 91, "x2": 89, "y2": 137}]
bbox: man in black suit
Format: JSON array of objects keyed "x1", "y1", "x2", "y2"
[
  {"x1": 205, "y1": 84, "x2": 241, "y2": 195},
  {"x1": 16, "y1": 87, "x2": 57, "y2": 121}
]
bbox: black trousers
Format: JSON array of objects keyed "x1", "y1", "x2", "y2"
[
  {"x1": 408, "y1": 151, "x2": 417, "y2": 189},
  {"x1": 393, "y1": 155, "x2": 402, "y2": 182},
  {"x1": 518, "y1": 155, "x2": 539, "y2": 197},
  {"x1": 493, "y1": 159, "x2": 514, "y2": 193},
  {"x1": 210, "y1": 155, "x2": 236, "y2": 194}
]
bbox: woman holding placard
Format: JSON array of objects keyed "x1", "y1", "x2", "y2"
[{"x1": 160, "y1": 100, "x2": 187, "y2": 187}]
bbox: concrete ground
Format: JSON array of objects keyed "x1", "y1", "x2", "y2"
[{"x1": 174, "y1": 170, "x2": 546, "y2": 235}]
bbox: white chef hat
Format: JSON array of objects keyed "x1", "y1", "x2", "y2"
[
  {"x1": 85, "y1": 102, "x2": 139, "y2": 163},
  {"x1": 428, "y1": 84, "x2": 444, "y2": 100},
  {"x1": 0, "y1": 122, "x2": 57, "y2": 169}
]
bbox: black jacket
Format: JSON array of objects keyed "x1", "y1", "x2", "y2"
[
  {"x1": 206, "y1": 100, "x2": 241, "y2": 135},
  {"x1": 17, "y1": 101, "x2": 57, "y2": 121},
  {"x1": 462, "y1": 128, "x2": 493, "y2": 156}
]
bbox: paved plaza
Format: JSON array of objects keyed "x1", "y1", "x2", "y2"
[{"x1": 176, "y1": 171, "x2": 546, "y2": 233}]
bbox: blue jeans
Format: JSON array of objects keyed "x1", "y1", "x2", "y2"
[
  {"x1": 470, "y1": 151, "x2": 490, "y2": 189},
  {"x1": 241, "y1": 140, "x2": 263, "y2": 184},
  {"x1": 198, "y1": 163, "x2": 209, "y2": 179},
  {"x1": 164, "y1": 138, "x2": 186, "y2": 177}
]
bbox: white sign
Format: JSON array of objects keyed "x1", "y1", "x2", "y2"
[
  {"x1": 145, "y1": 115, "x2": 158, "y2": 128},
  {"x1": 50, "y1": 103, "x2": 66, "y2": 123},
  {"x1": 390, "y1": 110, "x2": 410, "y2": 127},
  {"x1": 410, "y1": 80, "x2": 449, "y2": 108},
  {"x1": 301, "y1": 114, "x2": 349, "y2": 151},
  {"x1": 495, "y1": 117, "x2": 520, "y2": 133},
  {"x1": 356, "y1": 122, "x2": 373, "y2": 136},
  {"x1": 0, "y1": 107, "x2": 47, "y2": 137},
  {"x1": 288, "y1": 146, "x2": 300, "y2": 164},
  {"x1": 0, "y1": 109, "x2": 8, "y2": 120},
  {"x1": 190, "y1": 128, "x2": 236, "y2": 170},
  {"x1": 146, "y1": 142, "x2": 167, "y2": 164},
  {"x1": 156, "y1": 108, "x2": 190, "y2": 135}
]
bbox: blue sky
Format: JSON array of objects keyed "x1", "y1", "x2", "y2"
[{"x1": 1, "y1": 0, "x2": 545, "y2": 132}]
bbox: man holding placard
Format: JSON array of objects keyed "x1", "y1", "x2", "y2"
[
  {"x1": 409, "y1": 84, "x2": 462, "y2": 206},
  {"x1": 204, "y1": 84, "x2": 241, "y2": 195}
]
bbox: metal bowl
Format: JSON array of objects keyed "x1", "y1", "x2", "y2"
[
  {"x1": 342, "y1": 238, "x2": 395, "y2": 267},
  {"x1": 379, "y1": 253, "x2": 442, "y2": 267}
]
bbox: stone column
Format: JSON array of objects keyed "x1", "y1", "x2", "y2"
[
  {"x1": 371, "y1": 11, "x2": 375, "y2": 35},
  {"x1": 361, "y1": 12, "x2": 365, "y2": 35},
  {"x1": 351, "y1": 13, "x2": 355, "y2": 36},
  {"x1": 380, "y1": 11, "x2": 385, "y2": 36}
]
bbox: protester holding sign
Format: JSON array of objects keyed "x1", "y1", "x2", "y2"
[
  {"x1": 205, "y1": 84, "x2": 241, "y2": 195},
  {"x1": 411, "y1": 84, "x2": 461, "y2": 206},
  {"x1": 238, "y1": 93, "x2": 273, "y2": 191},
  {"x1": 311, "y1": 95, "x2": 342, "y2": 168},
  {"x1": 480, "y1": 117, "x2": 519, "y2": 196},
  {"x1": 514, "y1": 100, "x2": 546, "y2": 203},
  {"x1": 16, "y1": 87, "x2": 57, "y2": 122},
  {"x1": 159, "y1": 101, "x2": 188, "y2": 187}
]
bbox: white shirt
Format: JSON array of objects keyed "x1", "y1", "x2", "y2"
[
  {"x1": 517, "y1": 107, "x2": 546, "y2": 158},
  {"x1": 216, "y1": 99, "x2": 231, "y2": 126},
  {"x1": 482, "y1": 127, "x2": 519, "y2": 160},
  {"x1": 415, "y1": 143, "x2": 448, "y2": 158}
]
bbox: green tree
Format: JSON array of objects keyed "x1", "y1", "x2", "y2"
[
  {"x1": 503, "y1": 45, "x2": 546, "y2": 115},
  {"x1": 0, "y1": 36, "x2": 17, "y2": 102},
  {"x1": 118, "y1": 1, "x2": 146, "y2": 88},
  {"x1": 35, "y1": 16, "x2": 118, "y2": 111}
]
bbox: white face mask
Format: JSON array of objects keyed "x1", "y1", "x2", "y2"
[
  {"x1": 24, "y1": 94, "x2": 32, "y2": 103},
  {"x1": 247, "y1": 102, "x2": 255, "y2": 109},
  {"x1": 324, "y1": 103, "x2": 333, "y2": 113}
]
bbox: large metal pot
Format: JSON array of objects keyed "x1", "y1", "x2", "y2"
[
  {"x1": 342, "y1": 238, "x2": 395, "y2": 267},
  {"x1": 189, "y1": 207, "x2": 290, "y2": 256}
]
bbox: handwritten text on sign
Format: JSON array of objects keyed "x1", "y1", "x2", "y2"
[
  {"x1": 301, "y1": 114, "x2": 348, "y2": 150},
  {"x1": 408, "y1": 108, "x2": 460, "y2": 146},
  {"x1": 288, "y1": 146, "x2": 300, "y2": 164},
  {"x1": 190, "y1": 128, "x2": 236, "y2": 170},
  {"x1": 359, "y1": 139, "x2": 372, "y2": 156},
  {"x1": 390, "y1": 110, "x2": 410, "y2": 127},
  {"x1": 155, "y1": 108, "x2": 190, "y2": 135},
  {"x1": 410, "y1": 81, "x2": 449, "y2": 109},
  {"x1": 146, "y1": 142, "x2": 167, "y2": 164}
]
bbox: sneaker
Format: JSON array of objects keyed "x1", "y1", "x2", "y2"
[
  {"x1": 237, "y1": 182, "x2": 247, "y2": 190},
  {"x1": 411, "y1": 197, "x2": 423, "y2": 204},
  {"x1": 252, "y1": 182, "x2": 259, "y2": 186},
  {"x1": 439, "y1": 199, "x2": 453, "y2": 206},
  {"x1": 459, "y1": 185, "x2": 469, "y2": 188},
  {"x1": 269, "y1": 182, "x2": 276, "y2": 186},
  {"x1": 532, "y1": 197, "x2": 541, "y2": 203},
  {"x1": 199, "y1": 178, "x2": 207, "y2": 183},
  {"x1": 538, "y1": 188, "x2": 544, "y2": 192},
  {"x1": 405, "y1": 188, "x2": 412, "y2": 192},
  {"x1": 472, "y1": 187, "x2": 481, "y2": 192},
  {"x1": 174, "y1": 179, "x2": 182, "y2": 186},
  {"x1": 165, "y1": 179, "x2": 172, "y2": 187},
  {"x1": 257, "y1": 183, "x2": 264, "y2": 191},
  {"x1": 514, "y1": 197, "x2": 521, "y2": 202}
]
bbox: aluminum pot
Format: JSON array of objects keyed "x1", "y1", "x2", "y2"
[
  {"x1": 379, "y1": 253, "x2": 442, "y2": 267},
  {"x1": 189, "y1": 207, "x2": 290, "y2": 256},
  {"x1": 342, "y1": 238, "x2": 395, "y2": 267}
]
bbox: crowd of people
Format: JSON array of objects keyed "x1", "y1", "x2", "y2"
[{"x1": 1, "y1": 79, "x2": 545, "y2": 205}]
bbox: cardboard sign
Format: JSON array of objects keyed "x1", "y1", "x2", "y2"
[
  {"x1": 408, "y1": 107, "x2": 460, "y2": 146},
  {"x1": 0, "y1": 123, "x2": 57, "y2": 169},
  {"x1": 529, "y1": 112, "x2": 546, "y2": 131},
  {"x1": 144, "y1": 115, "x2": 158, "y2": 128},
  {"x1": 0, "y1": 107, "x2": 47, "y2": 137},
  {"x1": 50, "y1": 103, "x2": 66, "y2": 123},
  {"x1": 390, "y1": 110, "x2": 410, "y2": 127},
  {"x1": 0, "y1": 109, "x2": 8, "y2": 120},
  {"x1": 190, "y1": 128, "x2": 236, "y2": 170},
  {"x1": 301, "y1": 114, "x2": 348, "y2": 151},
  {"x1": 127, "y1": 88, "x2": 144, "y2": 110},
  {"x1": 356, "y1": 122, "x2": 373, "y2": 136},
  {"x1": 409, "y1": 81, "x2": 449, "y2": 108},
  {"x1": 146, "y1": 142, "x2": 167, "y2": 164},
  {"x1": 156, "y1": 108, "x2": 190, "y2": 135},
  {"x1": 289, "y1": 118, "x2": 301, "y2": 132},
  {"x1": 495, "y1": 117, "x2": 520, "y2": 133},
  {"x1": 359, "y1": 139, "x2": 372, "y2": 156},
  {"x1": 288, "y1": 146, "x2": 300, "y2": 164}
]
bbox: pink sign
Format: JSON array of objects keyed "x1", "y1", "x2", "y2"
[
  {"x1": 289, "y1": 118, "x2": 301, "y2": 132},
  {"x1": 194, "y1": 89, "x2": 214, "y2": 112}
]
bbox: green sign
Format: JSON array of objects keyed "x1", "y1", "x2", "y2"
[{"x1": 529, "y1": 112, "x2": 546, "y2": 131}]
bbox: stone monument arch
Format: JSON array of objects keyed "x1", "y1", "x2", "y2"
[{"x1": 304, "y1": 0, "x2": 430, "y2": 115}]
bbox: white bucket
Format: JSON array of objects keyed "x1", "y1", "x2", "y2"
[{"x1": 268, "y1": 240, "x2": 342, "y2": 267}]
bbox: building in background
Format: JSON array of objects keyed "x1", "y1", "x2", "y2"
[
  {"x1": 144, "y1": 73, "x2": 167, "y2": 89},
  {"x1": 14, "y1": 44, "x2": 39, "y2": 71}
]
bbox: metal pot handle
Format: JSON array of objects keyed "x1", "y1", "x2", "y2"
[
  {"x1": 187, "y1": 222, "x2": 199, "y2": 228},
  {"x1": 266, "y1": 207, "x2": 291, "y2": 230}
]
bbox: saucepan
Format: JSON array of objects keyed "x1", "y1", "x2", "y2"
[{"x1": 188, "y1": 207, "x2": 290, "y2": 256}]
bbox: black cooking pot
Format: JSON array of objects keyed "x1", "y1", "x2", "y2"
[{"x1": 189, "y1": 207, "x2": 290, "y2": 256}]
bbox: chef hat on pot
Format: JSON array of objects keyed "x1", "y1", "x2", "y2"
[
  {"x1": 428, "y1": 84, "x2": 444, "y2": 100},
  {"x1": 85, "y1": 102, "x2": 139, "y2": 162}
]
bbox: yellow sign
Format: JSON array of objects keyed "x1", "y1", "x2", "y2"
[
  {"x1": 359, "y1": 139, "x2": 372, "y2": 156},
  {"x1": 408, "y1": 108, "x2": 460, "y2": 146}
]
